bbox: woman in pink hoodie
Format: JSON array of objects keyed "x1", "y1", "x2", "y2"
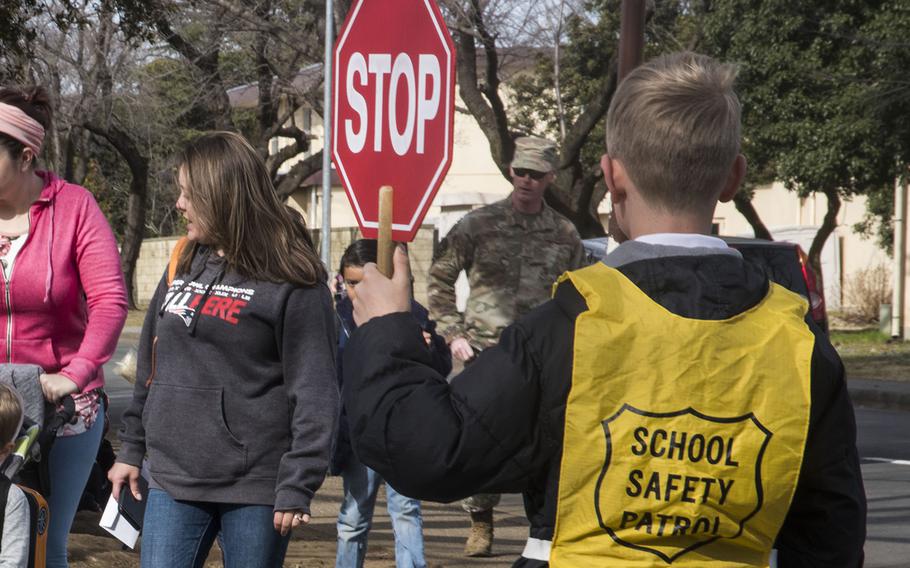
[{"x1": 0, "y1": 85, "x2": 127, "y2": 567}]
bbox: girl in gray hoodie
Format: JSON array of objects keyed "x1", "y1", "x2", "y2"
[{"x1": 110, "y1": 132, "x2": 338, "y2": 568}]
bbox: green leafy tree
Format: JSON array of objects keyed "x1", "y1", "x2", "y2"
[
  {"x1": 848, "y1": 1, "x2": 910, "y2": 253},
  {"x1": 701, "y1": 0, "x2": 904, "y2": 278}
]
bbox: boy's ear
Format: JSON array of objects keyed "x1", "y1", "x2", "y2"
[
  {"x1": 601, "y1": 154, "x2": 626, "y2": 203},
  {"x1": 719, "y1": 154, "x2": 747, "y2": 203}
]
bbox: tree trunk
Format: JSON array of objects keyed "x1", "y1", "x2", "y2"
[
  {"x1": 733, "y1": 191, "x2": 773, "y2": 240},
  {"x1": 807, "y1": 187, "x2": 841, "y2": 293},
  {"x1": 448, "y1": 1, "x2": 625, "y2": 236},
  {"x1": 451, "y1": 1, "x2": 514, "y2": 178},
  {"x1": 547, "y1": 52, "x2": 618, "y2": 237},
  {"x1": 153, "y1": 14, "x2": 235, "y2": 131},
  {"x1": 84, "y1": 122, "x2": 149, "y2": 309}
]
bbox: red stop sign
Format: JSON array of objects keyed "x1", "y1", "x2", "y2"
[{"x1": 332, "y1": 0, "x2": 455, "y2": 242}]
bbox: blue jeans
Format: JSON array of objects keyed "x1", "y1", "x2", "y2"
[
  {"x1": 336, "y1": 459, "x2": 426, "y2": 568},
  {"x1": 46, "y1": 399, "x2": 105, "y2": 568},
  {"x1": 141, "y1": 488, "x2": 291, "y2": 568}
]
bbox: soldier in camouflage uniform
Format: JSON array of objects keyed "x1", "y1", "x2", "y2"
[{"x1": 427, "y1": 136, "x2": 584, "y2": 557}]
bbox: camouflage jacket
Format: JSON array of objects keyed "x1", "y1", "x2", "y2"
[{"x1": 428, "y1": 197, "x2": 584, "y2": 350}]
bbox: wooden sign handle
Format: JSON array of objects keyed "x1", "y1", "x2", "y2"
[{"x1": 378, "y1": 186, "x2": 394, "y2": 277}]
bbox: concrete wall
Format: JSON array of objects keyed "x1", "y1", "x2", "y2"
[{"x1": 134, "y1": 237, "x2": 181, "y2": 305}]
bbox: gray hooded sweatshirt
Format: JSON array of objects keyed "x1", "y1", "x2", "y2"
[{"x1": 118, "y1": 248, "x2": 338, "y2": 513}]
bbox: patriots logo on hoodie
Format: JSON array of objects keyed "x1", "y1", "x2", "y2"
[
  {"x1": 162, "y1": 288, "x2": 200, "y2": 328},
  {"x1": 162, "y1": 283, "x2": 251, "y2": 328},
  {"x1": 166, "y1": 304, "x2": 197, "y2": 327}
]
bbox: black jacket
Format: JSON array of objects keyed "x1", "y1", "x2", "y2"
[
  {"x1": 331, "y1": 295, "x2": 451, "y2": 474},
  {"x1": 343, "y1": 246, "x2": 865, "y2": 567}
]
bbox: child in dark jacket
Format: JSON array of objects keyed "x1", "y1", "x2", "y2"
[{"x1": 333, "y1": 239, "x2": 450, "y2": 568}]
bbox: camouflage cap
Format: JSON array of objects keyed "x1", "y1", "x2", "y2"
[{"x1": 512, "y1": 136, "x2": 557, "y2": 172}]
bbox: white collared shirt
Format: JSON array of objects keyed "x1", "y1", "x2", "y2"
[{"x1": 634, "y1": 232, "x2": 730, "y2": 250}]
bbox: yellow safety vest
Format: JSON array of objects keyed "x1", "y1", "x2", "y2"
[{"x1": 550, "y1": 263, "x2": 813, "y2": 567}]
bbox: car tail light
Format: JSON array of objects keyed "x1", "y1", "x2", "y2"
[{"x1": 796, "y1": 247, "x2": 827, "y2": 327}]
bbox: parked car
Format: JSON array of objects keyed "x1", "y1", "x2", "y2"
[{"x1": 582, "y1": 236, "x2": 828, "y2": 333}]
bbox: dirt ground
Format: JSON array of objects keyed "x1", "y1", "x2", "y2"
[
  {"x1": 67, "y1": 474, "x2": 346, "y2": 568},
  {"x1": 64, "y1": 317, "x2": 528, "y2": 568},
  {"x1": 66, "y1": 474, "x2": 529, "y2": 568},
  {"x1": 67, "y1": 509, "x2": 342, "y2": 568}
]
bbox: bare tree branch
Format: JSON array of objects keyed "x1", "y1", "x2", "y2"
[
  {"x1": 275, "y1": 150, "x2": 324, "y2": 199},
  {"x1": 452, "y1": 1, "x2": 514, "y2": 178}
]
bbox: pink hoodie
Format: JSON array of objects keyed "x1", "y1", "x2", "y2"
[{"x1": 2, "y1": 171, "x2": 127, "y2": 392}]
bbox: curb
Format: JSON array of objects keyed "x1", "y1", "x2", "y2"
[{"x1": 848, "y1": 383, "x2": 910, "y2": 412}]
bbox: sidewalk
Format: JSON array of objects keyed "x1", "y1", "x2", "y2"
[{"x1": 848, "y1": 379, "x2": 910, "y2": 412}]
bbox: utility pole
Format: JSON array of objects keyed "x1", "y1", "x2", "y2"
[
  {"x1": 618, "y1": 0, "x2": 646, "y2": 80},
  {"x1": 321, "y1": 0, "x2": 334, "y2": 269},
  {"x1": 896, "y1": 171, "x2": 909, "y2": 339}
]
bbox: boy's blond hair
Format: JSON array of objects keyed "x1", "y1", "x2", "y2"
[
  {"x1": 0, "y1": 383, "x2": 23, "y2": 447},
  {"x1": 605, "y1": 51, "x2": 741, "y2": 213}
]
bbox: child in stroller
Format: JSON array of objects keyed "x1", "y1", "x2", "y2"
[
  {"x1": 1, "y1": 381, "x2": 29, "y2": 567},
  {"x1": 1, "y1": 366, "x2": 76, "y2": 568}
]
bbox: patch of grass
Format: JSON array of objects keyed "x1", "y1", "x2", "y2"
[
  {"x1": 829, "y1": 327, "x2": 910, "y2": 381},
  {"x1": 830, "y1": 329, "x2": 892, "y2": 345}
]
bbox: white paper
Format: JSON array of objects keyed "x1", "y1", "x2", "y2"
[{"x1": 99, "y1": 494, "x2": 140, "y2": 549}]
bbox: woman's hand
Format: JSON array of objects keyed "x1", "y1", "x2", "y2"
[
  {"x1": 108, "y1": 462, "x2": 143, "y2": 502},
  {"x1": 39, "y1": 373, "x2": 79, "y2": 403},
  {"x1": 274, "y1": 510, "x2": 310, "y2": 536}
]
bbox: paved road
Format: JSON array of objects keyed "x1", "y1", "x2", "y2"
[
  {"x1": 855, "y1": 405, "x2": 910, "y2": 568},
  {"x1": 100, "y1": 339, "x2": 910, "y2": 566}
]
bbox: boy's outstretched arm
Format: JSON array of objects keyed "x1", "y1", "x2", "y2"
[{"x1": 344, "y1": 247, "x2": 570, "y2": 501}]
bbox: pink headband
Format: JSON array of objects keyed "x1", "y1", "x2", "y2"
[{"x1": 0, "y1": 102, "x2": 45, "y2": 155}]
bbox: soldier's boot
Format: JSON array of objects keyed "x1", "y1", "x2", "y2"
[{"x1": 464, "y1": 509, "x2": 494, "y2": 557}]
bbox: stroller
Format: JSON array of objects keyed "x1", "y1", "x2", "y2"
[{"x1": 1, "y1": 365, "x2": 76, "y2": 568}]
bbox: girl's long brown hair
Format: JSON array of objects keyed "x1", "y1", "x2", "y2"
[{"x1": 175, "y1": 131, "x2": 327, "y2": 286}]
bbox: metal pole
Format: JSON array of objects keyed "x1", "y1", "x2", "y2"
[
  {"x1": 608, "y1": 0, "x2": 645, "y2": 244},
  {"x1": 321, "y1": 0, "x2": 334, "y2": 270},
  {"x1": 894, "y1": 172, "x2": 908, "y2": 338},
  {"x1": 618, "y1": 0, "x2": 646, "y2": 80}
]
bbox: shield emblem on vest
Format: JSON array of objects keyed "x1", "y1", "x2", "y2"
[{"x1": 594, "y1": 404, "x2": 772, "y2": 564}]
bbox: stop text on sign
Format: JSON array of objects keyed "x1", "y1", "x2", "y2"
[
  {"x1": 332, "y1": 0, "x2": 455, "y2": 242},
  {"x1": 344, "y1": 52, "x2": 440, "y2": 156}
]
